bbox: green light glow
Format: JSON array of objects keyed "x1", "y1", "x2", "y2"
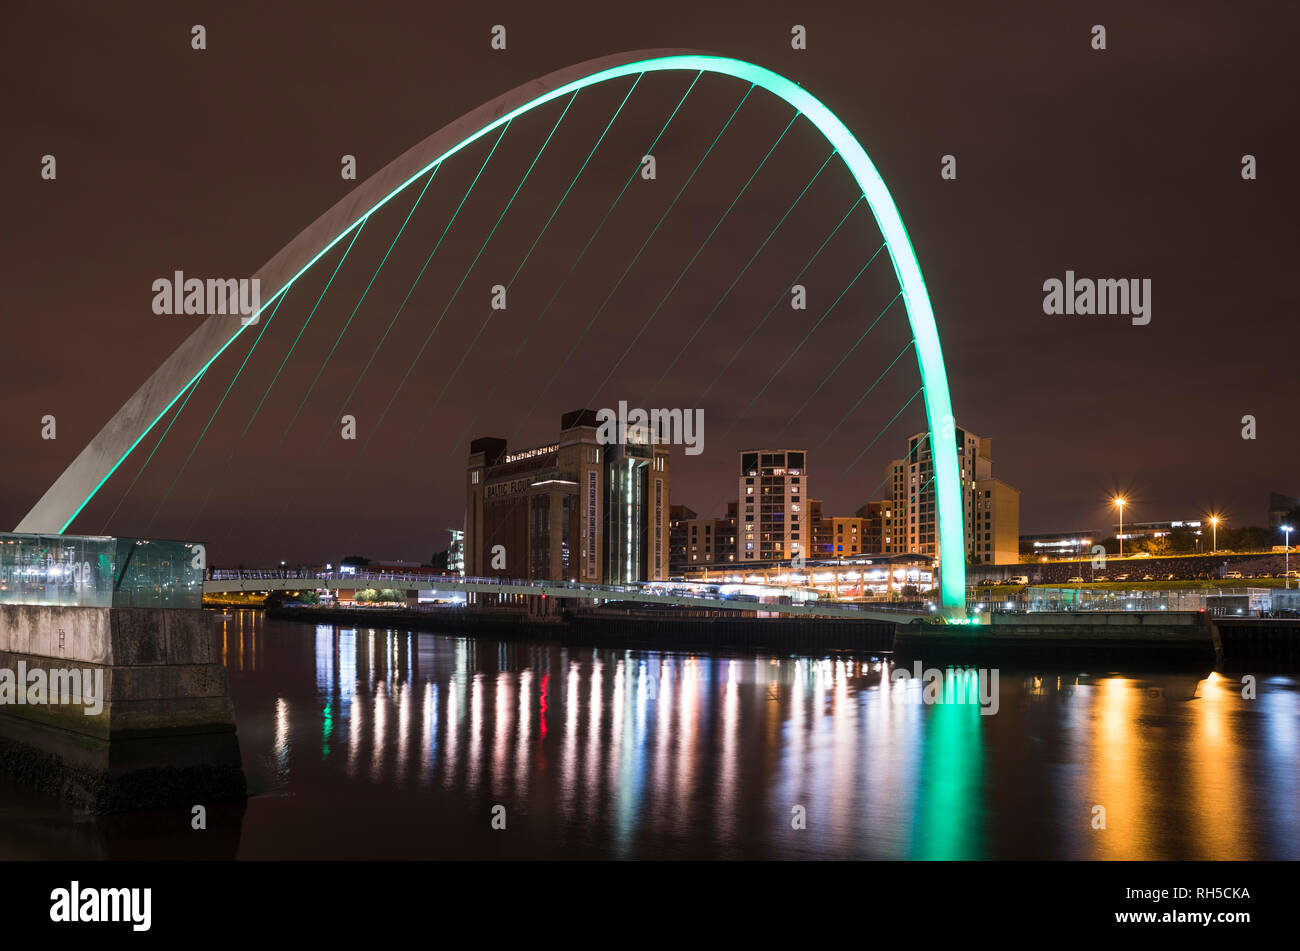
[{"x1": 63, "y1": 54, "x2": 965, "y2": 612}]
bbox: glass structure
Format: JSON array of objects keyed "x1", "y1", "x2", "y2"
[{"x1": 0, "y1": 533, "x2": 203, "y2": 609}]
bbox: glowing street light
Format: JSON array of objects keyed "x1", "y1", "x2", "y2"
[
  {"x1": 1113, "y1": 497, "x2": 1127, "y2": 560},
  {"x1": 1207, "y1": 514, "x2": 1221, "y2": 553}
]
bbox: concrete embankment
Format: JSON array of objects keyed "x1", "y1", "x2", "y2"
[
  {"x1": 895, "y1": 611, "x2": 1222, "y2": 668},
  {"x1": 265, "y1": 604, "x2": 897, "y2": 653},
  {"x1": 265, "y1": 603, "x2": 1300, "y2": 668},
  {"x1": 0, "y1": 603, "x2": 245, "y2": 813},
  {"x1": 1217, "y1": 617, "x2": 1300, "y2": 668}
]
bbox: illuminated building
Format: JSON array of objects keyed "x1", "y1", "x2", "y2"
[
  {"x1": 1019, "y1": 531, "x2": 1097, "y2": 559},
  {"x1": 682, "y1": 516, "x2": 735, "y2": 567},
  {"x1": 855, "y1": 499, "x2": 889, "y2": 551},
  {"x1": 668, "y1": 504, "x2": 697, "y2": 576},
  {"x1": 883, "y1": 425, "x2": 1020, "y2": 565},
  {"x1": 829, "y1": 517, "x2": 867, "y2": 556},
  {"x1": 808, "y1": 499, "x2": 830, "y2": 556},
  {"x1": 681, "y1": 552, "x2": 935, "y2": 600},
  {"x1": 447, "y1": 528, "x2": 465, "y2": 576},
  {"x1": 465, "y1": 410, "x2": 670, "y2": 584},
  {"x1": 671, "y1": 504, "x2": 736, "y2": 578},
  {"x1": 604, "y1": 425, "x2": 671, "y2": 584},
  {"x1": 737, "y1": 449, "x2": 807, "y2": 562},
  {"x1": 1112, "y1": 519, "x2": 1203, "y2": 543}
]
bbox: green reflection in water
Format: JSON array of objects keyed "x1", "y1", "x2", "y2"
[
  {"x1": 322, "y1": 701, "x2": 333, "y2": 759},
  {"x1": 908, "y1": 670, "x2": 986, "y2": 859}
]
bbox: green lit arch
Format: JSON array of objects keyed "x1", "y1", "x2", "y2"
[{"x1": 17, "y1": 50, "x2": 966, "y2": 613}]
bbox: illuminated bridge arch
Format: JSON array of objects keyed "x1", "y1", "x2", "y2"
[{"x1": 16, "y1": 49, "x2": 967, "y2": 612}]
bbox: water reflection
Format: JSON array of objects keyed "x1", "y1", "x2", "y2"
[{"x1": 205, "y1": 612, "x2": 1300, "y2": 859}]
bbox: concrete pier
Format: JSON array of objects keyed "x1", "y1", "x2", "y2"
[{"x1": 0, "y1": 603, "x2": 245, "y2": 813}]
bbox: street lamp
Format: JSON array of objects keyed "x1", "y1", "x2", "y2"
[
  {"x1": 1113, "y1": 497, "x2": 1127, "y2": 560},
  {"x1": 1208, "y1": 515, "x2": 1220, "y2": 553}
]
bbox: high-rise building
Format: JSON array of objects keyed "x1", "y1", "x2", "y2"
[
  {"x1": 736, "y1": 449, "x2": 807, "y2": 562},
  {"x1": 883, "y1": 425, "x2": 1020, "y2": 565},
  {"x1": 465, "y1": 410, "x2": 670, "y2": 584}
]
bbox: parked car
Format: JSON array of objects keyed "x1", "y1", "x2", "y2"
[
  {"x1": 1008, "y1": 575, "x2": 1029, "y2": 585},
  {"x1": 1225, "y1": 570, "x2": 1243, "y2": 579},
  {"x1": 1142, "y1": 574, "x2": 1154, "y2": 581},
  {"x1": 1114, "y1": 574, "x2": 1129, "y2": 581},
  {"x1": 1066, "y1": 576, "x2": 1085, "y2": 583}
]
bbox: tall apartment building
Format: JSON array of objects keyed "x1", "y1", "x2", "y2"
[
  {"x1": 882, "y1": 425, "x2": 1020, "y2": 565},
  {"x1": 466, "y1": 409, "x2": 670, "y2": 584},
  {"x1": 736, "y1": 449, "x2": 807, "y2": 562}
]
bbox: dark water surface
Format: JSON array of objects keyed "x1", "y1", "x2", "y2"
[{"x1": 2, "y1": 609, "x2": 1298, "y2": 859}]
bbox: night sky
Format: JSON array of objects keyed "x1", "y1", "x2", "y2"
[{"x1": 3, "y1": 1, "x2": 1296, "y2": 566}]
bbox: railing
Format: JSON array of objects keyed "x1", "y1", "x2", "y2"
[
  {"x1": 963, "y1": 587, "x2": 1287, "y2": 619},
  {"x1": 1020, "y1": 587, "x2": 1271, "y2": 615}
]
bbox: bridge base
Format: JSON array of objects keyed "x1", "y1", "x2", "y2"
[{"x1": 0, "y1": 604, "x2": 245, "y2": 813}]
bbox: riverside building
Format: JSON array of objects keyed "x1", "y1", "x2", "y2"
[
  {"x1": 883, "y1": 425, "x2": 1020, "y2": 565},
  {"x1": 465, "y1": 410, "x2": 670, "y2": 584}
]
